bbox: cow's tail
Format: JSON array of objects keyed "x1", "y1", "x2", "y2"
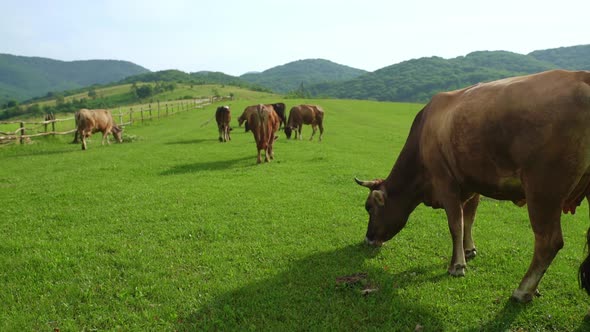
[{"x1": 579, "y1": 227, "x2": 590, "y2": 294}]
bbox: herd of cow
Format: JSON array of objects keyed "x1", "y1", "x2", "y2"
[
  {"x1": 72, "y1": 102, "x2": 324, "y2": 163},
  {"x1": 71, "y1": 69, "x2": 590, "y2": 306},
  {"x1": 215, "y1": 103, "x2": 324, "y2": 163}
]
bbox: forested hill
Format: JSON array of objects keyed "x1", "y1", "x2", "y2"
[
  {"x1": 239, "y1": 59, "x2": 368, "y2": 93},
  {"x1": 308, "y1": 45, "x2": 590, "y2": 102},
  {"x1": 528, "y1": 44, "x2": 590, "y2": 70},
  {"x1": 120, "y1": 69, "x2": 268, "y2": 91},
  {"x1": 0, "y1": 54, "x2": 149, "y2": 104}
]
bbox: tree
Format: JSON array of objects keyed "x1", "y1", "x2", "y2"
[
  {"x1": 135, "y1": 85, "x2": 153, "y2": 99},
  {"x1": 88, "y1": 88, "x2": 97, "y2": 99}
]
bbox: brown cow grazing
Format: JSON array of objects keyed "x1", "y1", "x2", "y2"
[
  {"x1": 215, "y1": 105, "x2": 231, "y2": 142},
  {"x1": 355, "y1": 69, "x2": 590, "y2": 303},
  {"x1": 238, "y1": 103, "x2": 286, "y2": 132},
  {"x1": 76, "y1": 109, "x2": 123, "y2": 150},
  {"x1": 285, "y1": 104, "x2": 324, "y2": 141},
  {"x1": 238, "y1": 105, "x2": 257, "y2": 132},
  {"x1": 244, "y1": 104, "x2": 280, "y2": 164}
]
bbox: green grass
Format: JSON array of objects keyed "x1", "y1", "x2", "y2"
[{"x1": 2, "y1": 98, "x2": 590, "y2": 331}]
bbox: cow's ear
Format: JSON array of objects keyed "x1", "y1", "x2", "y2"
[{"x1": 370, "y1": 190, "x2": 386, "y2": 207}]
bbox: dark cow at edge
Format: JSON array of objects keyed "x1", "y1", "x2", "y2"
[
  {"x1": 355, "y1": 69, "x2": 590, "y2": 303},
  {"x1": 238, "y1": 103, "x2": 286, "y2": 132},
  {"x1": 271, "y1": 103, "x2": 287, "y2": 129},
  {"x1": 285, "y1": 104, "x2": 324, "y2": 141},
  {"x1": 242, "y1": 104, "x2": 280, "y2": 164},
  {"x1": 215, "y1": 106, "x2": 231, "y2": 142},
  {"x1": 76, "y1": 108, "x2": 123, "y2": 150}
]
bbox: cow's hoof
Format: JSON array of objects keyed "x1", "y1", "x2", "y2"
[
  {"x1": 448, "y1": 264, "x2": 466, "y2": 277},
  {"x1": 511, "y1": 289, "x2": 534, "y2": 303},
  {"x1": 465, "y1": 248, "x2": 477, "y2": 260}
]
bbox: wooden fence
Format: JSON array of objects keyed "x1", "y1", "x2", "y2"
[{"x1": 0, "y1": 97, "x2": 225, "y2": 145}]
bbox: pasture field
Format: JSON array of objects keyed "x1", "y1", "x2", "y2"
[{"x1": 1, "y1": 98, "x2": 590, "y2": 331}]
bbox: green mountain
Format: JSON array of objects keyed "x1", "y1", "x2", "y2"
[
  {"x1": 120, "y1": 69, "x2": 268, "y2": 91},
  {"x1": 239, "y1": 59, "x2": 368, "y2": 93},
  {"x1": 308, "y1": 45, "x2": 590, "y2": 102},
  {"x1": 308, "y1": 51, "x2": 559, "y2": 102},
  {"x1": 528, "y1": 44, "x2": 590, "y2": 70},
  {"x1": 0, "y1": 54, "x2": 149, "y2": 104}
]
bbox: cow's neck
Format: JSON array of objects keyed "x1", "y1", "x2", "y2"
[{"x1": 384, "y1": 109, "x2": 427, "y2": 210}]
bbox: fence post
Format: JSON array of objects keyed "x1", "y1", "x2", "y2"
[
  {"x1": 140, "y1": 107, "x2": 144, "y2": 124},
  {"x1": 130, "y1": 107, "x2": 133, "y2": 125},
  {"x1": 149, "y1": 104, "x2": 152, "y2": 120},
  {"x1": 166, "y1": 104, "x2": 169, "y2": 117},
  {"x1": 19, "y1": 122, "x2": 25, "y2": 144},
  {"x1": 157, "y1": 101, "x2": 160, "y2": 119},
  {"x1": 119, "y1": 108, "x2": 123, "y2": 125}
]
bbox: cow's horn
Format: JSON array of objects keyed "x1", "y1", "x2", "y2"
[{"x1": 354, "y1": 177, "x2": 379, "y2": 188}]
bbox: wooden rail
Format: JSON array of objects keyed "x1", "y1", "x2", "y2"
[{"x1": 0, "y1": 97, "x2": 226, "y2": 145}]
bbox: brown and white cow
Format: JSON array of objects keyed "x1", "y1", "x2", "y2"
[
  {"x1": 243, "y1": 104, "x2": 280, "y2": 164},
  {"x1": 355, "y1": 69, "x2": 590, "y2": 303},
  {"x1": 215, "y1": 105, "x2": 231, "y2": 142},
  {"x1": 238, "y1": 103, "x2": 286, "y2": 132},
  {"x1": 76, "y1": 109, "x2": 123, "y2": 150},
  {"x1": 285, "y1": 104, "x2": 324, "y2": 141}
]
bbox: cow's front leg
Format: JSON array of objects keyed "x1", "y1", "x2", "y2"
[
  {"x1": 102, "y1": 131, "x2": 110, "y2": 145},
  {"x1": 463, "y1": 194, "x2": 480, "y2": 259},
  {"x1": 444, "y1": 199, "x2": 466, "y2": 276}
]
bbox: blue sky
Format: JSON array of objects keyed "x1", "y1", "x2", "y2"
[{"x1": 2, "y1": 0, "x2": 588, "y2": 76}]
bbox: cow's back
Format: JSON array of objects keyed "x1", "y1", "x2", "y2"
[
  {"x1": 420, "y1": 69, "x2": 590, "y2": 200},
  {"x1": 76, "y1": 109, "x2": 96, "y2": 131}
]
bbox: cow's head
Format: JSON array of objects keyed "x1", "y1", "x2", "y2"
[
  {"x1": 112, "y1": 125, "x2": 123, "y2": 143},
  {"x1": 238, "y1": 116, "x2": 250, "y2": 132},
  {"x1": 355, "y1": 177, "x2": 412, "y2": 247},
  {"x1": 284, "y1": 126, "x2": 293, "y2": 139}
]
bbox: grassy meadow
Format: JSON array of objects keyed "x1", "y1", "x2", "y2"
[{"x1": 2, "y1": 97, "x2": 590, "y2": 331}]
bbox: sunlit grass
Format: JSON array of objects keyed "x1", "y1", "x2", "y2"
[{"x1": 1, "y1": 98, "x2": 590, "y2": 330}]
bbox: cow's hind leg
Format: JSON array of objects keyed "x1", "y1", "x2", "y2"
[
  {"x1": 309, "y1": 125, "x2": 317, "y2": 141},
  {"x1": 511, "y1": 195, "x2": 563, "y2": 303},
  {"x1": 463, "y1": 194, "x2": 480, "y2": 259},
  {"x1": 579, "y1": 194, "x2": 590, "y2": 295}
]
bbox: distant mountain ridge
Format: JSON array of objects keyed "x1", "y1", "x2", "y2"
[
  {"x1": 0, "y1": 54, "x2": 149, "y2": 104},
  {"x1": 2, "y1": 44, "x2": 589, "y2": 106},
  {"x1": 307, "y1": 45, "x2": 590, "y2": 102},
  {"x1": 239, "y1": 59, "x2": 368, "y2": 93}
]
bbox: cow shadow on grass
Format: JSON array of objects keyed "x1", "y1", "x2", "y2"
[
  {"x1": 164, "y1": 138, "x2": 219, "y2": 145},
  {"x1": 177, "y1": 243, "x2": 445, "y2": 331},
  {"x1": 3, "y1": 147, "x2": 78, "y2": 158},
  {"x1": 160, "y1": 156, "x2": 253, "y2": 175}
]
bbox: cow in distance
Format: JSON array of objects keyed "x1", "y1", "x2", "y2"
[
  {"x1": 75, "y1": 108, "x2": 123, "y2": 150},
  {"x1": 238, "y1": 103, "x2": 286, "y2": 132},
  {"x1": 285, "y1": 104, "x2": 324, "y2": 141},
  {"x1": 243, "y1": 104, "x2": 280, "y2": 164},
  {"x1": 215, "y1": 105, "x2": 231, "y2": 142}
]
